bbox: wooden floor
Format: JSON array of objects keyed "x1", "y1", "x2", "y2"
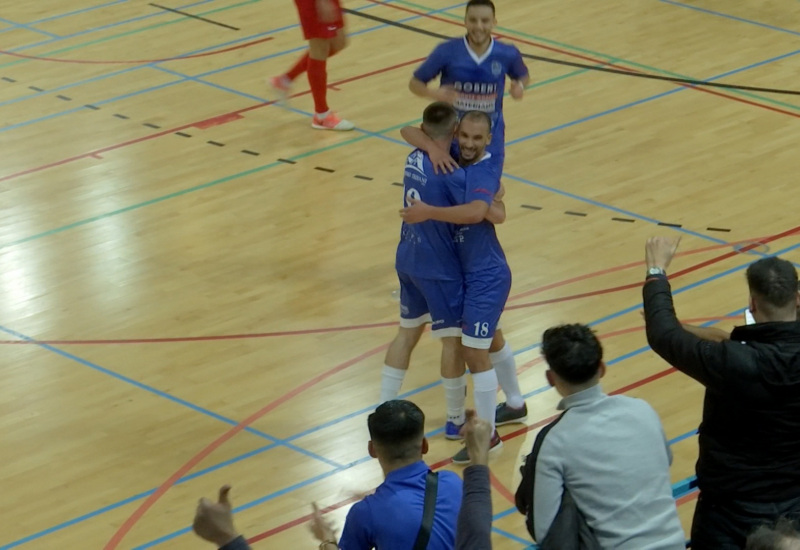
[{"x1": 2, "y1": 0, "x2": 800, "y2": 548}]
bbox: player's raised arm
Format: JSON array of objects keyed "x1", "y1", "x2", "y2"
[{"x1": 400, "y1": 126, "x2": 458, "y2": 174}]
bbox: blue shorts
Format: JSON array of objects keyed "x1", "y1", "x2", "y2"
[
  {"x1": 461, "y1": 264, "x2": 512, "y2": 349},
  {"x1": 397, "y1": 271, "x2": 463, "y2": 338}
]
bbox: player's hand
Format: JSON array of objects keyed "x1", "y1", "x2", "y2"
[
  {"x1": 433, "y1": 85, "x2": 459, "y2": 104},
  {"x1": 316, "y1": 0, "x2": 338, "y2": 23},
  {"x1": 429, "y1": 147, "x2": 459, "y2": 174},
  {"x1": 645, "y1": 236, "x2": 681, "y2": 271},
  {"x1": 192, "y1": 485, "x2": 239, "y2": 546},
  {"x1": 460, "y1": 409, "x2": 494, "y2": 466},
  {"x1": 400, "y1": 197, "x2": 432, "y2": 224},
  {"x1": 510, "y1": 80, "x2": 524, "y2": 100},
  {"x1": 495, "y1": 182, "x2": 506, "y2": 201},
  {"x1": 309, "y1": 503, "x2": 338, "y2": 543}
]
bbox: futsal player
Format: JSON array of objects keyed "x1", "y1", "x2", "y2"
[
  {"x1": 269, "y1": 0, "x2": 354, "y2": 130},
  {"x1": 401, "y1": 111, "x2": 523, "y2": 463},
  {"x1": 408, "y1": 0, "x2": 529, "y2": 171}
]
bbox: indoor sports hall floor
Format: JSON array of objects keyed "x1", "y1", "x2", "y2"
[{"x1": 2, "y1": 0, "x2": 800, "y2": 548}]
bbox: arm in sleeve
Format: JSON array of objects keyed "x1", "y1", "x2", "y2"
[
  {"x1": 455, "y1": 465, "x2": 493, "y2": 550},
  {"x1": 508, "y1": 46, "x2": 530, "y2": 83},
  {"x1": 412, "y1": 44, "x2": 447, "y2": 84},
  {"x1": 643, "y1": 275, "x2": 750, "y2": 390},
  {"x1": 532, "y1": 438, "x2": 565, "y2": 543},
  {"x1": 337, "y1": 502, "x2": 373, "y2": 550}
]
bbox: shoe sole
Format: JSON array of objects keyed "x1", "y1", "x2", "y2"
[
  {"x1": 311, "y1": 123, "x2": 355, "y2": 131},
  {"x1": 445, "y1": 433, "x2": 464, "y2": 441},
  {"x1": 495, "y1": 414, "x2": 528, "y2": 426}
]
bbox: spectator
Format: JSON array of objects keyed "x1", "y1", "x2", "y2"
[{"x1": 643, "y1": 237, "x2": 800, "y2": 549}]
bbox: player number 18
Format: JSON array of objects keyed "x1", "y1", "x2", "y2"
[{"x1": 473, "y1": 322, "x2": 490, "y2": 337}]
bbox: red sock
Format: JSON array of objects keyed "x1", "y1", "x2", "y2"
[
  {"x1": 307, "y1": 58, "x2": 329, "y2": 114},
  {"x1": 285, "y1": 53, "x2": 308, "y2": 81}
]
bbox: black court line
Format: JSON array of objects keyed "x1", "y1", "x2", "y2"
[
  {"x1": 143, "y1": 122, "x2": 161, "y2": 129},
  {"x1": 56, "y1": 95, "x2": 71, "y2": 101},
  {"x1": 84, "y1": 104, "x2": 100, "y2": 110},
  {"x1": 612, "y1": 217, "x2": 635, "y2": 223},
  {"x1": 392, "y1": 182, "x2": 404, "y2": 186},
  {"x1": 707, "y1": 227, "x2": 731, "y2": 232},
  {"x1": 150, "y1": 3, "x2": 239, "y2": 30},
  {"x1": 520, "y1": 204, "x2": 542, "y2": 210},
  {"x1": 28, "y1": 86, "x2": 44, "y2": 92},
  {"x1": 278, "y1": 158, "x2": 296, "y2": 164},
  {"x1": 1, "y1": 76, "x2": 15, "y2": 82},
  {"x1": 241, "y1": 149, "x2": 260, "y2": 156},
  {"x1": 315, "y1": 166, "x2": 335, "y2": 173},
  {"x1": 114, "y1": 113, "x2": 129, "y2": 119},
  {"x1": 207, "y1": 140, "x2": 225, "y2": 147},
  {"x1": 343, "y1": 8, "x2": 800, "y2": 96},
  {"x1": 658, "y1": 222, "x2": 683, "y2": 228},
  {"x1": 175, "y1": 131, "x2": 192, "y2": 137},
  {"x1": 355, "y1": 175, "x2": 374, "y2": 180},
  {"x1": 565, "y1": 211, "x2": 588, "y2": 217}
]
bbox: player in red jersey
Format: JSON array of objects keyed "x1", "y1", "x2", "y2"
[{"x1": 269, "y1": 0, "x2": 355, "y2": 131}]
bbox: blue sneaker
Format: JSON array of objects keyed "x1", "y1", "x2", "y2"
[{"x1": 445, "y1": 420, "x2": 465, "y2": 440}]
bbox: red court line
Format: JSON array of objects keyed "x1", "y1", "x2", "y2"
[
  {"x1": 676, "y1": 491, "x2": 699, "y2": 506},
  {"x1": 369, "y1": 0, "x2": 800, "y2": 120},
  {"x1": 0, "y1": 36, "x2": 273, "y2": 64},
  {"x1": 103, "y1": 342, "x2": 390, "y2": 550},
  {"x1": 0, "y1": 56, "x2": 425, "y2": 184},
  {"x1": 507, "y1": 227, "x2": 800, "y2": 312},
  {"x1": 489, "y1": 471, "x2": 517, "y2": 505}
]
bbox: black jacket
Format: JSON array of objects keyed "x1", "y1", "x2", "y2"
[{"x1": 644, "y1": 274, "x2": 800, "y2": 502}]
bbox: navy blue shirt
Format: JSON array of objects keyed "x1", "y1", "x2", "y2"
[
  {"x1": 395, "y1": 149, "x2": 465, "y2": 281},
  {"x1": 338, "y1": 461, "x2": 463, "y2": 550}
]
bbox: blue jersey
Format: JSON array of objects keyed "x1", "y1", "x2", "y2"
[
  {"x1": 446, "y1": 154, "x2": 507, "y2": 273},
  {"x1": 395, "y1": 149, "x2": 465, "y2": 281},
  {"x1": 413, "y1": 37, "x2": 528, "y2": 140}
]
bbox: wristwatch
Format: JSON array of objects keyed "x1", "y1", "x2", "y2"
[{"x1": 647, "y1": 267, "x2": 666, "y2": 277}]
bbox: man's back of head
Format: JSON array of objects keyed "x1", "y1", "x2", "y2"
[
  {"x1": 541, "y1": 324, "x2": 603, "y2": 393},
  {"x1": 746, "y1": 518, "x2": 800, "y2": 550},
  {"x1": 368, "y1": 400, "x2": 426, "y2": 465},
  {"x1": 422, "y1": 102, "x2": 459, "y2": 141},
  {"x1": 747, "y1": 257, "x2": 799, "y2": 322}
]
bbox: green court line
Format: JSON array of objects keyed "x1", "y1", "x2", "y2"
[
  {"x1": 394, "y1": 0, "x2": 800, "y2": 112},
  {"x1": 0, "y1": 0, "x2": 262, "y2": 69},
  {"x1": 0, "y1": 67, "x2": 589, "y2": 250}
]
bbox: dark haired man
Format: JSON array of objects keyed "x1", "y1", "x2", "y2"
[
  {"x1": 644, "y1": 237, "x2": 800, "y2": 549},
  {"x1": 515, "y1": 324, "x2": 685, "y2": 549}
]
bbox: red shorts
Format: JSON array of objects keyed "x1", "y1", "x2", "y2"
[{"x1": 294, "y1": 0, "x2": 344, "y2": 40}]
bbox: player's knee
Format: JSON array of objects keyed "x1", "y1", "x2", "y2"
[
  {"x1": 330, "y1": 32, "x2": 348, "y2": 54},
  {"x1": 308, "y1": 38, "x2": 330, "y2": 59},
  {"x1": 463, "y1": 345, "x2": 491, "y2": 372}
]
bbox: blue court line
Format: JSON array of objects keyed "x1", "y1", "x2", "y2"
[
  {"x1": 659, "y1": 0, "x2": 800, "y2": 37},
  {"x1": 0, "y1": 16, "x2": 60, "y2": 38},
  {"x1": 127, "y1": 243, "x2": 800, "y2": 549},
  {"x1": 0, "y1": 0, "x2": 462, "y2": 133},
  {"x1": 493, "y1": 527, "x2": 534, "y2": 547},
  {"x1": 0, "y1": 442, "x2": 278, "y2": 550},
  {"x1": 0, "y1": 1, "x2": 463, "y2": 133},
  {"x1": 0, "y1": 324, "x2": 345, "y2": 470},
  {"x1": 0, "y1": 0, "x2": 129, "y2": 34},
  {"x1": 7, "y1": 0, "x2": 220, "y2": 53},
  {"x1": 6, "y1": 20, "x2": 800, "y2": 548},
  {"x1": 0, "y1": 0, "x2": 395, "y2": 110}
]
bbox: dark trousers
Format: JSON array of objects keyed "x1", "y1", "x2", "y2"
[{"x1": 690, "y1": 492, "x2": 800, "y2": 550}]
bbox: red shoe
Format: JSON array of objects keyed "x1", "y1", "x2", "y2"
[{"x1": 311, "y1": 111, "x2": 354, "y2": 131}]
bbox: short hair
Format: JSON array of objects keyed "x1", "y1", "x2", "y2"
[
  {"x1": 422, "y1": 102, "x2": 459, "y2": 140},
  {"x1": 460, "y1": 110, "x2": 492, "y2": 133},
  {"x1": 746, "y1": 257, "x2": 799, "y2": 313},
  {"x1": 367, "y1": 400, "x2": 425, "y2": 461},
  {"x1": 466, "y1": 0, "x2": 495, "y2": 15},
  {"x1": 541, "y1": 324, "x2": 603, "y2": 385},
  {"x1": 745, "y1": 518, "x2": 800, "y2": 550}
]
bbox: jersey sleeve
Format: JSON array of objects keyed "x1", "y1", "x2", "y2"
[
  {"x1": 338, "y1": 501, "x2": 374, "y2": 550},
  {"x1": 507, "y1": 45, "x2": 529, "y2": 81},
  {"x1": 413, "y1": 43, "x2": 448, "y2": 83},
  {"x1": 464, "y1": 163, "x2": 500, "y2": 205}
]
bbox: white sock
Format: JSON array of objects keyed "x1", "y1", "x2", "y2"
[
  {"x1": 442, "y1": 375, "x2": 467, "y2": 425},
  {"x1": 379, "y1": 365, "x2": 407, "y2": 403},
  {"x1": 490, "y1": 343, "x2": 524, "y2": 409},
  {"x1": 472, "y1": 369, "x2": 498, "y2": 432}
]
